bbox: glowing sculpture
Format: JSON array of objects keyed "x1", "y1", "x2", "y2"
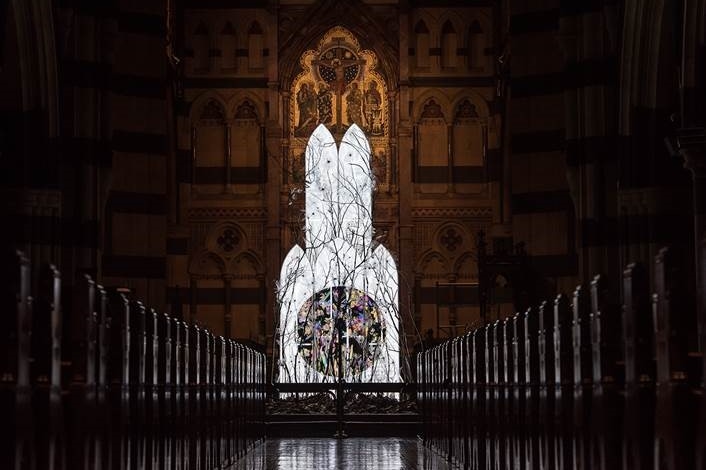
[{"x1": 277, "y1": 124, "x2": 399, "y2": 383}]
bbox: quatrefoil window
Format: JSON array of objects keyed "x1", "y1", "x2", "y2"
[
  {"x1": 440, "y1": 228, "x2": 462, "y2": 251},
  {"x1": 217, "y1": 229, "x2": 240, "y2": 252}
]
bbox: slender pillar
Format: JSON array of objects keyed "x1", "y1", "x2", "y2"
[
  {"x1": 224, "y1": 276, "x2": 232, "y2": 338},
  {"x1": 678, "y1": 127, "x2": 706, "y2": 383}
]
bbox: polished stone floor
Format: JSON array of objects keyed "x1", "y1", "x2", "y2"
[{"x1": 228, "y1": 437, "x2": 453, "y2": 470}]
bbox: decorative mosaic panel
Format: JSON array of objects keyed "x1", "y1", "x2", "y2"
[{"x1": 289, "y1": 27, "x2": 389, "y2": 140}]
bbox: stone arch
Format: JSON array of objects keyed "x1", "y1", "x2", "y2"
[
  {"x1": 9, "y1": 0, "x2": 60, "y2": 135},
  {"x1": 278, "y1": 1, "x2": 399, "y2": 92},
  {"x1": 438, "y1": 11, "x2": 464, "y2": 69},
  {"x1": 450, "y1": 93, "x2": 488, "y2": 171},
  {"x1": 190, "y1": 94, "x2": 227, "y2": 191},
  {"x1": 410, "y1": 10, "x2": 437, "y2": 42},
  {"x1": 191, "y1": 21, "x2": 211, "y2": 71},
  {"x1": 188, "y1": 249, "x2": 226, "y2": 278},
  {"x1": 412, "y1": 15, "x2": 433, "y2": 69},
  {"x1": 450, "y1": 90, "x2": 490, "y2": 119},
  {"x1": 437, "y1": 10, "x2": 465, "y2": 40},
  {"x1": 247, "y1": 20, "x2": 265, "y2": 70},
  {"x1": 227, "y1": 93, "x2": 266, "y2": 122},
  {"x1": 416, "y1": 249, "x2": 449, "y2": 275},
  {"x1": 189, "y1": 92, "x2": 228, "y2": 123},
  {"x1": 228, "y1": 250, "x2": 265, "y2": 278},
  {"x1": 466, "y1": 13, "x2": 491, "y2": 70},
  {"x1": 412, "y1": 91, "x2": 452, "y2": 123},
  {"x1": 453, "y1": 252, "x2": 478, "y2": 280},
  {"x1": 219, "y1": 21, "x2": 238, "y2": 70},
  {"x1": 288, "y1": 27, "x2": 389, "y2": 138}
]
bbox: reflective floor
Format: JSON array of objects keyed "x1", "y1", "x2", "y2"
[{"x1": 228, "y1": 437, "x2": 453, "y2": 470}]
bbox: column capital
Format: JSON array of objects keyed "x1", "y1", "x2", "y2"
[{"x1": 678, "y1": 127, "x2": 706, "y2": 176}]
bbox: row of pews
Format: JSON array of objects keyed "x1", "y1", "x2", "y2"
[
  {"x1": 417, "y1": 247, "x2": 706, "y2": 470},
  {"x1": 1, "y1": 250, "x2": 266, "y2": 470}
]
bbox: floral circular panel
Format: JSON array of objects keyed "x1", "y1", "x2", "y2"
[{"x1": 297, "y1": 286, "x2": 385, "y2": 379}]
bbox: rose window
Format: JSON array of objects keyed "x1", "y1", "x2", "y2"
[{"x1": 297, "y1": 286, "x2": 385, "y2": 379}]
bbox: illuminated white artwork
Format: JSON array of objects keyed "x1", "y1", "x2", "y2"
[{"x1": 277, "y1": 124, "x2": 399, "y2": 383}]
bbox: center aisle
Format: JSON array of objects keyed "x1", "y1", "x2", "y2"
[{"x1": 228, "y1": 437, "x2": 453, "y2": 470}]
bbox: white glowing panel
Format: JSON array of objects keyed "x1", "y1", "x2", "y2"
[{"x1": 277, "y1": 124, "x2": 399, "y2": 383}]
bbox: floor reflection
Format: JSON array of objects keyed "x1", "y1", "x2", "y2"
[{"x1": 229, "y1": 437, "x2": 452, "y2": 470}]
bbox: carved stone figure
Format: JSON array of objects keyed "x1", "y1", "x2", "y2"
[
  {"x1": 295, "y1": 82, "x2": 317, "y2": 137},
  {"x1": 346, "y1": 81, "x2": 363, "y2": 125},
  {"x1": 364, "y1": 81, "x2": 382, "y2": 135},
  {"x1": 316, "y1": 82, "x2": 333, "y2": 125}
]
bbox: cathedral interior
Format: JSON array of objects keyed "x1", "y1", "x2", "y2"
[{"x1": 1, "y1": 0, "x2": 705, "y2": 468}]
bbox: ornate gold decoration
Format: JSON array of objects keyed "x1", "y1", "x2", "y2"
[{"x1": 289, "y1": 26, "x2": 389, "y2": 139}]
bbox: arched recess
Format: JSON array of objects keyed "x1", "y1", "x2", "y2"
[
  {"x1": 449, "y1": 90, "x2": 490, "y2": 118},
  {"x1": 440, "y1": 20, "x2": 458, "y2": 69},
  {"x1": 278, "y1": 0, "x2": 399, "y2": 93},
  {"x1": 247, "y1": 20, "x2": 264, "y2": 70},
  {"x1": 412, "y1": 89, "x2": 452, "y2": 120},
  {"x1": 192, "y1": 21, "x2": 211, "y2": 72},
  {"x1": 454, "y1": 252, "x2": 478, "y2": 281},
  {"x1": 414, "y1": 97, "x2": 449, "y2": 185},
  {"x1": 219, "y1": 21, "x2": 237, "y2": 71},
  {"x1": 416, "y1": 249, "x2": 449, "y2": 275},
  {"x1": 227, "y1": 250, "x2": 265, "y2": 278},
  {"x1": 230, "y1": 99, "x2": 263, "y2": 188},
  {"x1": 467, "y1": 20, "x2": 488, "y2": 71},
  {"x1": 414, "y1": 19, "x2": 431, "y2": 69},
  {"x1": 452, "y1": 98, "x2": 484, "y2": 170},
  {"x1": 191, "y1": 95, "x2": 227, "y2": 193},
  {"x1": 188, "y1": 249, "x2": 226, "y2": 278}
]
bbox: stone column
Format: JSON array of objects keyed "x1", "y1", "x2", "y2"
[{"x1": 678, "y1": 127, "x2": 706, "y2": 382}]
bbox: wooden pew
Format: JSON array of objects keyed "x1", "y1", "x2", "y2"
[
  {"x1": 536, "y1": 300, "x2": 554, "y2": 470},
  {"x1": 491, "y1": 320, "x2": 504, "y2": 470},
  {"x1": 621, "y1": 262, "x2": 654, "y2": 470},
  {"x1": 3, "y1": 251, "x2": 34, "y2": 469},
  {"x1": 589, "y1": 274, "x2": 623, "y2": 470},
  {"x1": 698, "y1": 238, "x2": 706, "y2": 470},
  {"x1": 470, "y1": 327, "x2": 486, "y2": 470},
  {"x1": 652, "y1": 247, "x2": 697, "y2": 469},
  {"x1": 501, "y1": 317, "x2": 513, "y2": 470},
  {"x1": 571, "y1": 285, "x2": 592, "y2": 470},
  {"x1": 129, "y1": 299, "x2": 147, "y2": 470},
  {"x1": 512, "y1": 311, "x2": 527, "y2": 470},
  {"x1": 461, "y1": 333, "x2": 471, "y2": 470},
  {"x1": 524, "y1": 307, "x2": 540, "y2": 470},
  {"x1": 68, "y1": 274, "x2": 100, "y2": 469},
  {"x1": 157, "y1": 311, "x2": 172, "y2": 470},
  {"x1": 552, "y1": 293, "x2": 573, "y2": 469},
  {"x1": 33, "y1": 264, "x2": 64, "y2": 470},
  {"x1": 108, "y1": 290, "x2": 130, "y2": 470},
  {"x1": 179, "y1": 321, "x2": 190, "y2": 469},
  {"x1": 484, "y1": 323, "x2": 494, "y2": 470}
]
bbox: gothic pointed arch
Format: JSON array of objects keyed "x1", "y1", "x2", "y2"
[
  {"x1": 278, "y1": 0, "x2": 399, "y2": 92},
  {"x1": 219, "y1": 21, "x2": 237, "y2": 70},
  {"x1": 287, "y1": 27, "x2": 393, "y2": 198},
  {"x1": 191, "y1": 96, "x2": 227, "y2": 192}
]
